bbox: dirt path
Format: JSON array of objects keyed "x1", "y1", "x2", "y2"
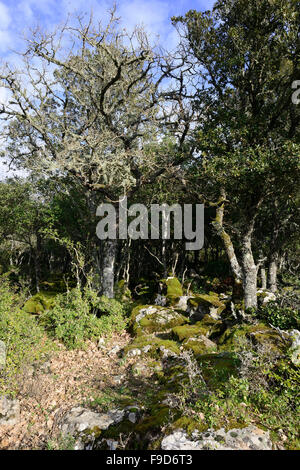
[{"x1": 0, "y1": 332, "x2": 133, "y2": 450}]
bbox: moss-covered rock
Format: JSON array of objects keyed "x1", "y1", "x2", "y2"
[
  {"x1": 249, "y1": 326, "x2": 290, "y2": 353},
  {"x1": 172, "y1": 315, "x2": 225, "y2": 344},
  {"x1": 158, "y1": 277, "x2": 183, "y2": 307},
  {"x1": 218, "y1": 323, "x2": 290, "y2": 354},
  {"x1": 171, "y1": 322, "x2": 209, "y2": 342},
  {"x1": 23, "y1": 290, "x2": 57, "y2": 314},
  {"x1": 188, "y1": 293, "x2": 226, "y2": 321},
  {"x1": 182, "y1": 335, "x2": 217, "y2": 355},
  {"x1": 124, "y1": 335, "x2": 181, "y2": 359},
  {"x1": 257, "y1": 289, "x2": 276, "y2": 306},
  {"x1": 130, "y1": 304, "x2": 187, "y2": 337}
]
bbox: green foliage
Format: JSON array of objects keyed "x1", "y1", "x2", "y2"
[
  {"x1": 0, "y1": 279, "x2": 54, "y2": 394},
  {"x1": 255, "y1": 302, "x2": 300, "y2": 330},
  {"x1": 40, "y1": 288, "x2": 127, "y2": 349},
  {"x1": 175, "y1": 346, "x2": 300, "y2": 448}
]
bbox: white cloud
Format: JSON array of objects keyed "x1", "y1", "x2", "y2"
[
  {"x1": 118, "y1": 0, "x2": 170, "y2": 36},
  {"x1": 0, "y1": 2, "x2": 11, "y2": 30},
  {"x1": 0, "y1": 30, "x2": 12, "y2": 52}
]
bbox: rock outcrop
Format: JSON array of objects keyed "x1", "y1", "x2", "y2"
[
  {"x1": 161, "y1": 425, "x2": 273, "y2": 450},
  {"x1": 0, "y1": 396, "x2": 20, "y2": 427}
]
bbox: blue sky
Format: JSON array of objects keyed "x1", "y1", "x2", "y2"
[{"x1": 0, "y1": 1, "x2": 215, "y2": 56}]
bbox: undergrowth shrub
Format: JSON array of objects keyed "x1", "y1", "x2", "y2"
[
  {"x1": 40, "y1": 288, "x2": 127, "y2": 349},
  {"x1": 0, "y1": 278, "x2": 53, "y2": 395},
  {"x1": 173, "y1": 339, "x2": 300, "y2": 449},
  {"x1": 255, "y1": 301, "x2": 300, "y2": 330}
]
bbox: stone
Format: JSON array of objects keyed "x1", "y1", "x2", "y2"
[
  {"x1": 126, "y1": 348, "x2": 142, "y2": 357},
  {"x1": 257, "y1": 289, "x2": 276, "y2": 305},
  {"x1": 187, "y1": 294, "x2": 226, "y2": 321},
  {"x1": 172, "y1": 322, "x2": 209, "y2": 342},
  {"x1": 108, "y1": 345, "x2": 121, "y2": 356},
  {"x1": 176, "y1": 296, "x2": 190, "y2": 311},
  {"x1": 128, "y1": 412, "x2": 137, "y2": 424},
  {"x1": 0, "y1": 396, "x2": 20, "y2": 427},
  {"x1": 161, "y1": 425, "x2": 273, "y2": 451},
  {"x1": 61, "y1": 407, "x2": 125, "y2": 436},
  {"x1": 111, "y1": 375, "x2": 125, "y2": 385},
  {"x1": 287, "y1": 329, "x2": 300, "y2": 366},
  {"x1": 130, "y1": 304, "x2": 187, "y2": 337},
  {"x1": 97, "y1": 338, "x2": 106, "y2": 350},
  {"x1": 125, "y1": 335, "x2": 180, "y2": 359},
  {"x1": 154, "y1": 294, "x2": 167, "y2": 306},
  {"x1": 158, "y1": 277, "x2": 183, "y2": 306},
  {"x1": 182, "y1": 335, "x2": 216, "y2": 355},
  {"x1": 0, "y1": 340, "x2": 6, "y2": 370}
]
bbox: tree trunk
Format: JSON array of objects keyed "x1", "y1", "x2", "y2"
[
  {"x1": 260, "y1": 266, "x2": 267, "y2": 289},
  {"x1": 35, "y1": 233, "x2": 42, "y2": 292},
  {"x1": 101, "y1": 239, "x2": 117, "y2": 298},
  {"x1": 212, "y1": 190, "x2": 243, "y2": 282},
  {"x1": 241, "y1": 235, "x2": 257, "y2": 309},
  {"x1": 268, "y1": 253, "x2": 278, "y2": 293}
]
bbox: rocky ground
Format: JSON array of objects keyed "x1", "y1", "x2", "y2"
[
  {"x1": 0, "y1": 333, "x2": 132, "y2": 449},
  {"x1": 0, "y1": 277, "x2": 299, "y2": 450}
]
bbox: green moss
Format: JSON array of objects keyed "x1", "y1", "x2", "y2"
[
  {"x1": 165, "y1": 277, "x2": 183, "y2": 297},
  {"x1": 99, "y1": 418, "x2": 138, "y2": 441},
  {"x1": 218, "y1": 323, "x2": 289, "y2": 354},
  {"x1": 159, "y1": 277, "x2": 183, "y2": 306},
  {"x1": 23, "y1": 290, "x2": 57, "y2": 314},
  {"x1": 130, "y1": 304, "x2": 148, "y2": 323},
  {"x1": 188, "y1": 293, "x2": 226, "y2": 316},
  {"x1": 172, "y1": 322, "x2": 209, "y2": 342},
  {"x1": 130, "y1": 304, "x2": 187, "y2": 337},
  {"x1": 208, "y1": 320, "x2": 227, "y2": 341},
  {"x1": 169, "y1": 415, "x2": 208, "y2": 435},
  {"x1": 182, "y1": 338, "x2": 216, "y2": 355},
  {"x1": 199, "y1": 314, "x2": 219, "y2": 328}
]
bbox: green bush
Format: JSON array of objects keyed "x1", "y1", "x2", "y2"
[
  {"x1": 256, "y1": 301, "x2": 300, "y2": 330},
  {"x1": 40, "y1": 288, "x2": 127, "y2": 349},
  {"x1": 0, "y1": 278, "x2": 54, "y2": 394}
]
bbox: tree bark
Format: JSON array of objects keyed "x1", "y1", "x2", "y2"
[
  {"x1": 260, "y1": 266, "x2": 267, "y2": 289},
  {"x1": 212, "y1": 190, "x2": 242, "y2": 282},
  {"x1": 101, "y1": 239, "x2": 117, "y2": 298},
  {"x1": 35, "y1": 232, "x2": 42, "y2": 292},
  {"x1": 211, "y1": 189, "x2": 263, "y2": 310},
  {"x1": 241, "y1": 246, "x2": 257, "y2": 309},
  {"x1": 268, "y1": 253, "x2": 278, "y2": 293}
]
